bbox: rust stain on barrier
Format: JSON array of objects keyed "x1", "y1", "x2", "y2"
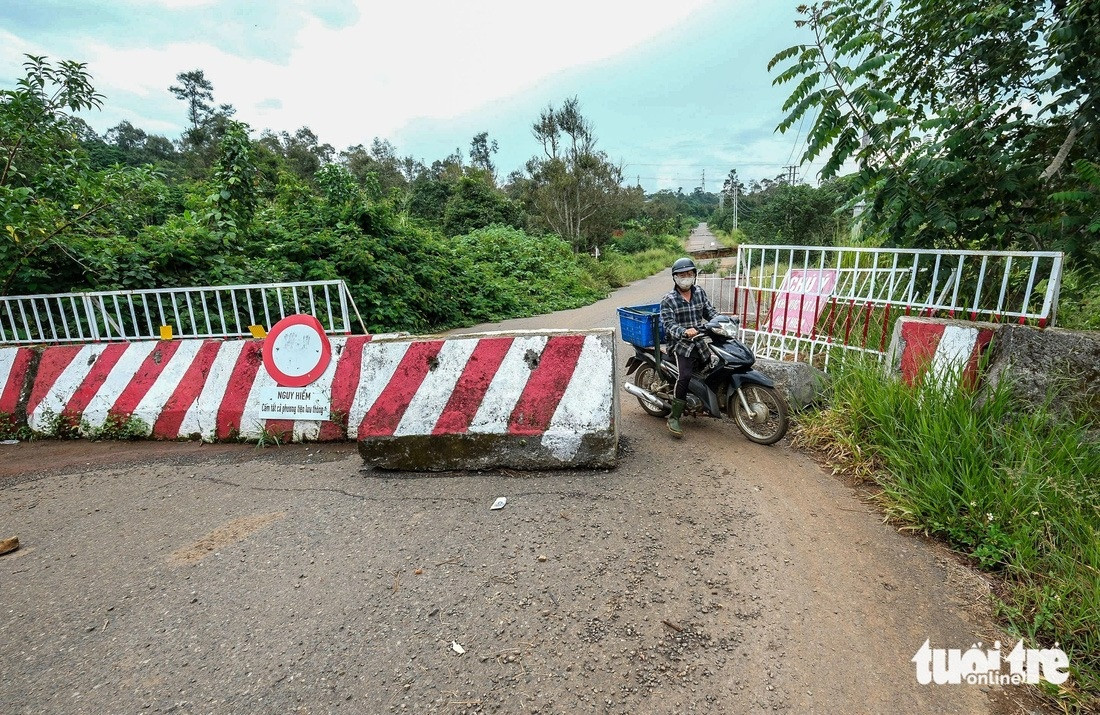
[{"x1": 168, "y1": 511, "x2": 286, "y2": 565}]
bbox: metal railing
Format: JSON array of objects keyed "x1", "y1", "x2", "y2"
[
  {"x1": 0, "y1": 280, "x2": 367, "y2": 345},
  {"x1": 700, "y1": 245, "x2": 1064, "y2": 370}
]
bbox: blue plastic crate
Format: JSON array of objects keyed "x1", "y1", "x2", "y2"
[{"x1": 617, "y1": 304, "x2": 664, "y2": 348}]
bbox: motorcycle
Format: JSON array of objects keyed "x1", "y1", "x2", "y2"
[{"x1": 622, "y1": 314, "x2": 789, "y2": 445}]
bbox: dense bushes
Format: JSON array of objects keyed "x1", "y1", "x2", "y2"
[{"x1": 1, "y1": 56, "x2": 695, "y2": 334}]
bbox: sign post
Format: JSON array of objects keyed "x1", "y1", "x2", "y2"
[{"x1": 258, "y1": 314, "x2": 332, "y2": 420}]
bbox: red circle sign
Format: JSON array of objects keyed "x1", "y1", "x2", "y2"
[{"x1": 262, "y1": 314, "x2": 332, "y2": 387}]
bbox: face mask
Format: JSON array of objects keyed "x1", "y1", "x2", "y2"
[{"x1": 674, "y1": 274, "x2": 695, "y2": 290}]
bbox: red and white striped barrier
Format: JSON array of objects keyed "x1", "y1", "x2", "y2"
[
  {"x1": 355, "y1": 330, "x2": 618, "y2": 470},
  {"x1": 0, "y1": 338, "x2": 369, "y2": 442},
  {"x1": 0, "y1": 329, "x2": 618, "y2": 469},
  {"x1": 887, "y1": 318, "x2": 995, "y2": 388}
]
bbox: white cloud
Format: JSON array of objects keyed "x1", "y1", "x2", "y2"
[
  {"x1": 0, "y1": 30, "x2": 39, "y2": 82},
  {"x1": 62, "y1": 0, "x2": 713, "y2": 145}
]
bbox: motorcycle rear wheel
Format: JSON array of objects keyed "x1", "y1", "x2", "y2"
[
  {"x1": 633, "y1": 365, "x2": 671, "y2": 417},
  {"x1": 730, "y1": 384, "x2": 788, "y2": 445}
]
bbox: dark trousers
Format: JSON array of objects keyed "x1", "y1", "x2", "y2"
[{"x1": 674, "y1": 353, "x2": 694, "y2": 400}]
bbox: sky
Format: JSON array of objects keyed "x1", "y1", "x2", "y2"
[{"x1": 1, "y1": 0, "x2": 824, "y2": 193}]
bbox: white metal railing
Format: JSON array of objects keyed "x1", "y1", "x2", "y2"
[
  {"x1": 0, "y1": 280, "x2": 367, "y2": 345},
  {"x1": 706, "y1": 245, "x2": 1064, "y2": 370}
]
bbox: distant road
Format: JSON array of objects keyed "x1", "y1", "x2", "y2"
[{"x1": 686, "y1": 222, "x2": 720, "y2": 253}]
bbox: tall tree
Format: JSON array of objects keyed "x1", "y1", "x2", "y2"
[
  {"x1": 169, "y1": 69, "x2": 236, "y2": 164},
  {"x1": 469, "y1": 131, "x2": 499, "y2": 184},
  {"x1": 523, "y1": 97, "x2": 630, "y2": 251},
  {"x1": 169, "y1": 70, "x2": 213, "y2": 147},
  {"x1": 770, "y1": 0, "x2": 1098, "y2": 262}
]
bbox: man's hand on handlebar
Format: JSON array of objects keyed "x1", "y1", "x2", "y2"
[{"x1": 685, "y1": 327, "x2": 700, "y2": 338}]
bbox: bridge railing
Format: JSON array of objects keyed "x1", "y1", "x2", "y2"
[
  {"x1": 0, "y1": 280, "x2": 366, "y2": 345},
  {"x1": 701, "y1": 245, "x2": 1064, "y2": 371}
]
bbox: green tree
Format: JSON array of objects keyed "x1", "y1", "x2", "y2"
[
  {"x1": 770, "y1": 0, "x2": 1098, "y2": 261},
  {"x1": 258, "y1": 126, "x2": 334, "y2": 182},
  {"x1": 523, "y1": 97, "x2": 631, "y2": 252},
  {"x1": 1, "y1": 55, "x2": 156, "y2": 294},
  {"x1": 737, "y1": 180, "x2": 850, "y2": 245},
  {"x1": 205, "y1": 121, "x2": 257, "y2": 244},
  {"x1": 169, "y1": 70, "x2": 214, "y2": 148},
  {"x1": 442, "y1": 175, "x2": 523, "y2": 237},
  {"x1": 169, "y1": 69, "x2": 236, "y2": 175},
  {"x1": 340, "y1": 138, "x2": 410, "y2": 193},
  {"x1": 469, "y1": 131, "x2": 499, "y2": 184}
]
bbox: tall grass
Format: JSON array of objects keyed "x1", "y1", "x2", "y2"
[
  {"x1": 577, "y1": 244, "x2": 683, "y2": 292},
  {"x1": 797, "y1": 360, "x2": 1100, "y2": 710}
]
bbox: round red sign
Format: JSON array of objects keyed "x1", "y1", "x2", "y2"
[{"x1": 262, "y1": 314, "x2": 332, "y2": 387}]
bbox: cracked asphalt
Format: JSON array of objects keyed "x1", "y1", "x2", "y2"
[{"x1": 0, "y1": 266, "x2": 1049, "y2": 714}]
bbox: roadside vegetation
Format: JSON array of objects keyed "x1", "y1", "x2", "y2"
[
  {"x1": 0, "y1": 59, "x2": 700, "y2": 333},
  {"x1": 764, "y1": 1, "x2": 1099, "y2": 708},
  {"x1": 796, "y1": 362, "x2": 1099, "y2": 710}
]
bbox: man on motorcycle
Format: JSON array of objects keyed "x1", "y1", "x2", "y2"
[{"x1": 659, "y1": 257, "x2": 718, "y2": 438}]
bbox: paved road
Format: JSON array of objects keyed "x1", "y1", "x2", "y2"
[
  {"x1": 0, "y1": 268, "x2": 1042, "y2": 714},
  {"x1": 686, "y1": 223, "x2": 720, "y2": 255}
]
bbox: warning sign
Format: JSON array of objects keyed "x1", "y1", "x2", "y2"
[
  {"x1": 257, "y1": 385, "x2": 330, "y2": 421},
  {"x1": 262, "y1": 314, "x2": 332, "y2": 387},
  {"x1": 766, "y1": 268, "x2": 839, "y2": 336}
]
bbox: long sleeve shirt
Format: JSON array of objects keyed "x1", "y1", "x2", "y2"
[{"x1": 660, "y1": 286, "x2": 718, "y2": 358}]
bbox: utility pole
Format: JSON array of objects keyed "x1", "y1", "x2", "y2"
[
  {"x1": 701, "y1": 169, "x2": 706, "y2": 192},
  {"x1": 731, "y1": 183, "x2": 739, "y2": 232},
  {"x1": 783, "y1": 165, "x2": 799, "y2": 184}
]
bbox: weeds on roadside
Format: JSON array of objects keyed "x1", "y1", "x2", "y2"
[
  {"x1": 0, "y1": 411, "x2": 31, "y2": 441},
  {"x1": 795, "y1": 358, "x2": 1100, "y2": 710},
  {"x1": 92, "y1": 414, "x2": 149, "y2": 441},
  {"x1": 254, "y1": 425, "x2": 286, "y2": 448}
]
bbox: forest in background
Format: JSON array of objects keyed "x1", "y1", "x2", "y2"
[
  {"x1": 4, "y1": 0, "x2": 1097, "y2": 336},
  {"x1": 1, "y1": 59, "x2": 732, "y2": 333}
]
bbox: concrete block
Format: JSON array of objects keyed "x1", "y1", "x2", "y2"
[
  {"x1": 753, "y1": 358, "x2": 829, "y2": 411},
  {"x1": 886, "y1": 317, "x2": 996, "y2": 388},
  {"x1": 355, "y1": 330, "x2": 619, "y2": 470},
  {"x1": 984, "y1": 324, "x2": 1100, "y2": 425}
]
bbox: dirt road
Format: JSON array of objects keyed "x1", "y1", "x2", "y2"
[{"x1": 0, "y1": 269, "x2": 1043, "y2": 713}]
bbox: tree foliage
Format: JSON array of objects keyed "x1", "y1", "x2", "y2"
[
  {"x1": 0, "y1": 56, "x2": 159, "y2": 294},
  {"x1": 518, "y1": 97, "x2": 638, "y2": 253},
  {"x1": 0, "y1": 56, "x2": 687, "y2": 335},
  {"x1": 770, "y1": 0, "x2": 1098, "y2": 263},
  {"x1": 711, "y1": 175, "x2": 852, "y2": 245}
]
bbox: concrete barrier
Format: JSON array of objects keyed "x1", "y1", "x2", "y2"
[
  {"x1": 0, "y1": 337, "x2": 371, "y2": 442},
  {"x1": 754, "y1": 358, "x2": 829, "y2": 411},
  {"x1": 886, "y1": 317, "x2": 996, "y2": 388},
  {"x1": 984, "y1": 324, "x2": 1100, "y2": 425},
  {"x1": 0, "y1": 329, "x2": 620, "y2": 470},
  {"x1": 355, "y1": 330, "x2": 618, "y2": 470}
]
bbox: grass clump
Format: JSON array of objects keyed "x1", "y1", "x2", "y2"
[{"x1": 796, "y1": 359, "x2": 1100, "y2": 710}]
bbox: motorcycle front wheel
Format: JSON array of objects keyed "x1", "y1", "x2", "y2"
[
  {"x1": 633, "y1": 364, "x2": 671, "y2": 417},
  {"x1": 730, "y1": 384, "x2": 788, "y2": 445}
]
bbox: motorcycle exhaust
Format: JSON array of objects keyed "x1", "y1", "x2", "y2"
[{"x1": 623, "y1": 382, "x2": 670, "y2": 411}]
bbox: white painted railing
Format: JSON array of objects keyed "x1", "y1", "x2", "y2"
[
  {"x1": 698, "y1": 245, "x2": 1064, "y2": 370},
  {"x1": 0, "y1": 280, "x2": 367, "y2": 345}
]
